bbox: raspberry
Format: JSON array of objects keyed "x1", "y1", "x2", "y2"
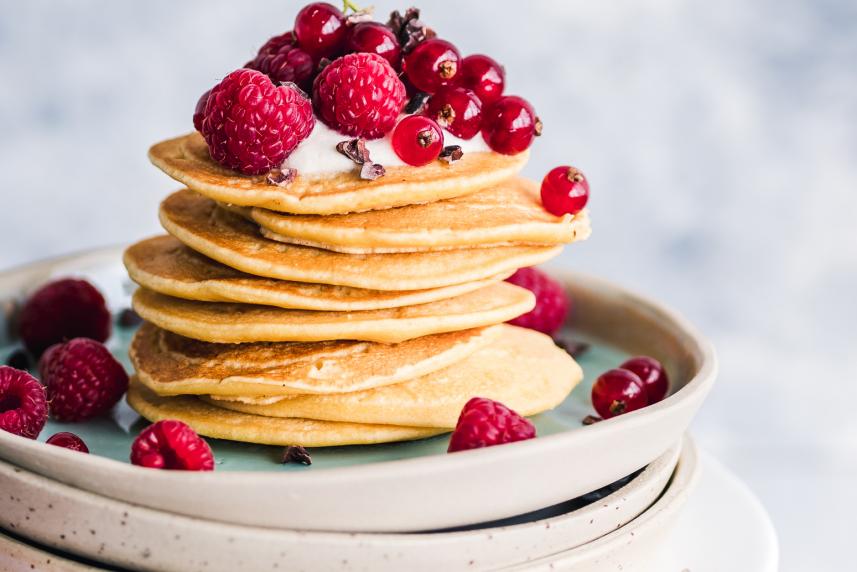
[
  {"x1": 199, "y1": 69, "x2": 315, "y2": 175},
  {"x1": 312, "y1": 52, "x2": 406, "y2": 139},
  {"x1": 40, "y1": 338, "x2": 129, "y2": 422},
  {"x1": 0, "y1": 366, "x2": 47, "y2": 439},
  {"x1": 130, "y1": 420, "x2": 215, "y2": 471},
  {"x1": 246, "y1": 32, "x2": 314, "y2": 91},
  {"x1": 448, "y1": 397, "x2": 536, "y2": 453},
  {"x1": 192, "y1": 89, "x2": 210, "y2": 132},
  {"x1": 506, "y1": 267, "x2": 569, "y2": 335},
  {"x1": 46, "y1": 431, "x2": 89, "y2": 453},
  {"x1": 18, "y1": 278, "x2": 111, "y2": 356}
]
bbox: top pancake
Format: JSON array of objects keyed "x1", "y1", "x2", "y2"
[
  {"x1": 160, "y1": 189, "x2": 562, "y2": 291},
  {"x1": 248, "y1": 177, "x2": 592, "y2": 253},
  {"x1": 149, "y1": 133, "x2": 529, "y2": 215}
]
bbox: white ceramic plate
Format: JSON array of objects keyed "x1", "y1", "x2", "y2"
[
  {"x1": 0, "y1": 441, "x2": 679, "y2": 572},
  {"x1": 0, "y1": 247, "x2": 716, "y2": 531}
]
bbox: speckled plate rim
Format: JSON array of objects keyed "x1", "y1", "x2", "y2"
[{"x1": 0, "y1": 246, "x2": 717, "y2": 532}]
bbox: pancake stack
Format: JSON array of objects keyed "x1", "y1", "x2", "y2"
[{"x1": 123, "y1": 131, "x2": 590, "y2": 447}]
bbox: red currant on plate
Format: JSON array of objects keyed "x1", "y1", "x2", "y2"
[
  {"x1": 46, "y1": 431, "x2": 89, "y2": 453},
  {"x1": 346, "y1": 22, "x2": 401, "y2": 68},
  {"x1": 541, "y1": 166, "x2": 590, "y2": 216},
  {"x1": 457, "y1": 54, "x2": 505, "y2": 105},
  {"x1": 391, "y1": 115, "x2": 444, "y2": 166},
  {"x1": 620, "y1": 356, "x2": 669, "y2": 403},
  {"x1": 481, "y1": 95, "x2": 542, "y2": 154},
  {"x1": 403, "y1": 38, "x2": 461, "y2": 93},
  {"x1": 294, "y1": 2, "x2": 346, "y2": 60},
  {"x1": 425, "y1": 86, "x2": 483, "y2": 140},
  {"x1": 591, "y1": 369, "x2": 648, "y2": 419}
]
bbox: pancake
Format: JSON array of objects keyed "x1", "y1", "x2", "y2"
[
  {"x1": 250, "y1": 178, "x2": 591, "y2": 253},
  {"x1": 125, "y1": 236, "x2": 511, "y2": 311},
  {"x1": 130, "y1": 321, "x2": 502, "y2": 397},
  {"x1": 127, "y1": 380, "x2": 443, "y2": 447},
  {"x1": 205, "y1": 325, "x2": 581, "y2": 428},
  {"x1": 160, "y1": 189, "x2": 562, "y2": 291},
  {"x1": 131, "y1": 282, "x2": 534, "y2": 344},
  {"x1": 149, "y1": 132, "x2": 528, "y2": 215}
]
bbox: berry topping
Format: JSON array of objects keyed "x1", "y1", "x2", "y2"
[
  {"x1": 46, "y1": 432, "x2": 89, "y2": 453},
  {"x1": 198, "y1": 69, "x2": 314, "y2": 175},
  {"x1": 294, "y1": 2, "x2": 347, "y2": 60},
  {"x1": 246, "y1": 34, "x2": 314, "y2": 91},
  {"x1": 40, "y1": 338, "x2": 129, "y2": 422},
  {"x1": 620, "y1": 356, "x2": 670, "y2": 403},
  {"x1": 403, "y1": 38, "x2": 461, "y2": 93},
  {"x1": 448, "y1": 397, "x2": 536, "y2": 453},
  {"x1": 313, "y1": 52, "x2": 406, "y2": 138},
  {"x1": 391, "y1": 115, "x2": 444, "y2": 166},
  {"x1": 425, "y1": 86, "x2": 483, "y2": 139},
  {"x1": 192, "y1": 89, "x2": 210, "y2": 132},
  {"x1": 505, "y1": 267, "x2": 569, "y2": 335},
  {"x1": 481, "y1": 95, "x2": 542, "y2": 155},
  {"x1": 18, "y1": 278, "x2": 111, "y2": 357},
  {"x1": 346, "y1": 22, "x2": 401, "y2": 68},
  {"x1": 591, "y1": 369, "x2": 648, "y2": 419},
  {"x1": 0, "y1": 366, "x2": 47, "y2": 440},
  {"x1": 457, "y1": 54, "x2": 505, "y2": 105},
  {"x1": 541, "y1": 166, "x2": 590, "y2": 216},
  {"x1": 131, "y1": 420, "x2": 215, "y2": 471}
]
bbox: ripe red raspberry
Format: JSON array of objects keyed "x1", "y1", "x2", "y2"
[
  {"x1": 192, "y1": 89, "x2": 211, "y2": 132},
  {"x1": 448, "y1": 397, "x2": 536, "y2": 453},
  {"x1": 131, "y1": 420, "x2": 215, "y2": 471},
  {"x1": 40, "y1": 338, "x2": 129, "y2": 422},
  {"x1": 246, "y1": 32, "x2": 314, "y2": 91},
  {"x1": 312, "y1": 52, "x2": 406, "y2": 139},
  {"x1": 199, "y1": 69, "x2": 315, "y2": 175},
  {"x1": 506, "y1": 267, "x2": 569, "y2": 335},
  {"x1": 0, "y1": 366, "x2": 47, "y2": 439},
  {"x1": 46, "y1": 432, "x2": 89, "y2": 453},
  {"x1": 18, "y1": 278, "x2": 111, "y2": 356}
]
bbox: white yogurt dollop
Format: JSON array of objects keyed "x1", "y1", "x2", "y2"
[{"x1": 283, "y1": 116, "x2": 492, "y2": 176}]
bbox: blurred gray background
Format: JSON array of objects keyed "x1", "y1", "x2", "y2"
[{"x1": 1, "y1": 0, "x2": 855, "y2": 568}]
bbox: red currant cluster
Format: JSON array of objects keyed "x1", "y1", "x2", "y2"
[{"x1": 590, "y1": 357, "x2": 670, "y2": 420}]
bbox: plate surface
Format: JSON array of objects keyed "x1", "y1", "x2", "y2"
[{"x1": 0, "y1": 247, "x2": 716, "y2": 531}]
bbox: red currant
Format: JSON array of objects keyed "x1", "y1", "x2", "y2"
[
  {"x1": 620, "y1": 356, "x2": 669, "y2": 403},
  {"x1": 541, "y1": 166, "x2": 590, "y2": 216},
  {"x1": 346, "y1": 22, "x2": 401, "y2": 68},
  {"x1": 458, "y1": 54, "x2": 505, "y2": 105},
  {"x1": 425, "y1": 86, "x2": 482, "y2": 140},
  {"x1": 591, "y1": 369, "x2": 648, "y2": 419},
  {"x1": 403, "y1": 38, "x2": 461, "y2": 93},
  {"x1": 294, "y1": 2, "x2": 346, "y2": 60},
  {"x1": 481, "y1": 95, "x2": 542, "y2": 154},
  {"x1": 46, "y1": 431, "x2": 89, "y2": 453},
  {"x1": 391, "y1": 115, "x2": 444, "y2": 166}
]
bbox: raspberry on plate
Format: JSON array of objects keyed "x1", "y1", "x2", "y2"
[
  {"x1": 312, "y1": 52, "x2": 407, "y2": 139},
  {"x1": 18, "y1": 278, "x2": 111, "y2": 356},
  {"x1": 198, "y1": 69, "x2": 315, "y2": 175},
  {"x1": 448, "y1": 397, "x2": 536, "y2": 453},
  {"x1": 131, "y1": 420, "x2": 215, "y2": 471},
  {"x1": 506, "y1": 267, "x2": 569, "y2": 335},
  {"x1": 40, "y1": 338, "x2": 129, "y2": 422},
  {"x1": 0, "y1": 366, "x2": 47, "y2": 439},
  {"x1": 246, "y1": 32, "x2": 314, "y2": 91},
  {"x1": 46, "y1": 431, "x2": 89, "y2": 453}
]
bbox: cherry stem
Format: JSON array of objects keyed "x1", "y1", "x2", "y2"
[{"x1": 342, "y1": 0, "x2": 362, "y2": 13}]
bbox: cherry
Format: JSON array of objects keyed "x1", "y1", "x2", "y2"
[
  {"x1": 591, "y1": 369, "x2": 648, "y2": 419},
  {"x1": 46, "y1": 431, "x2": 89, "y2": 453},
  {"x1": 620, "y1": 356, "x2": 670, "y2": 403},
  {"x1": 346, "y1": 22, "x2": 401, "y2": 68},
  {"x1": 425, "y1": 86, "x2": 482, "y2": 140},
  {"x1": 481, "y1": 95, "x2": 541, "y2": 155},
  {"x1": 294, "y1": 2, "x2": 346, "y2": 60},
  {"x1": 541, "y1": 166, "x2": 590, "y2": 216},
  {"x1": 458, "y1": 54, "x2": 505, "y2": 105},
  {"x1": 403, "y1": 38, "x2": 461, "y2": 93},
  {"x1": 391, "y1": 115, "x2": 444, "y2": 166}
]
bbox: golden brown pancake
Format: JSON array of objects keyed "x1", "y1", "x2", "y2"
[
  {"x1": 250, "y1": 177, "x2": 591, "y2": 253},
  {"x1": 124, "y1": 236, "x2": 511, "y2": 311},
  {"x1": 159, "y1": 189, "x2": 562, "y2": 291},
  {"x1": 149, "y1": 132, "x2": 528, "y2": 215},
  {"x1": 130, "y1": 321, "x2": 502, "y2": 397}
]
